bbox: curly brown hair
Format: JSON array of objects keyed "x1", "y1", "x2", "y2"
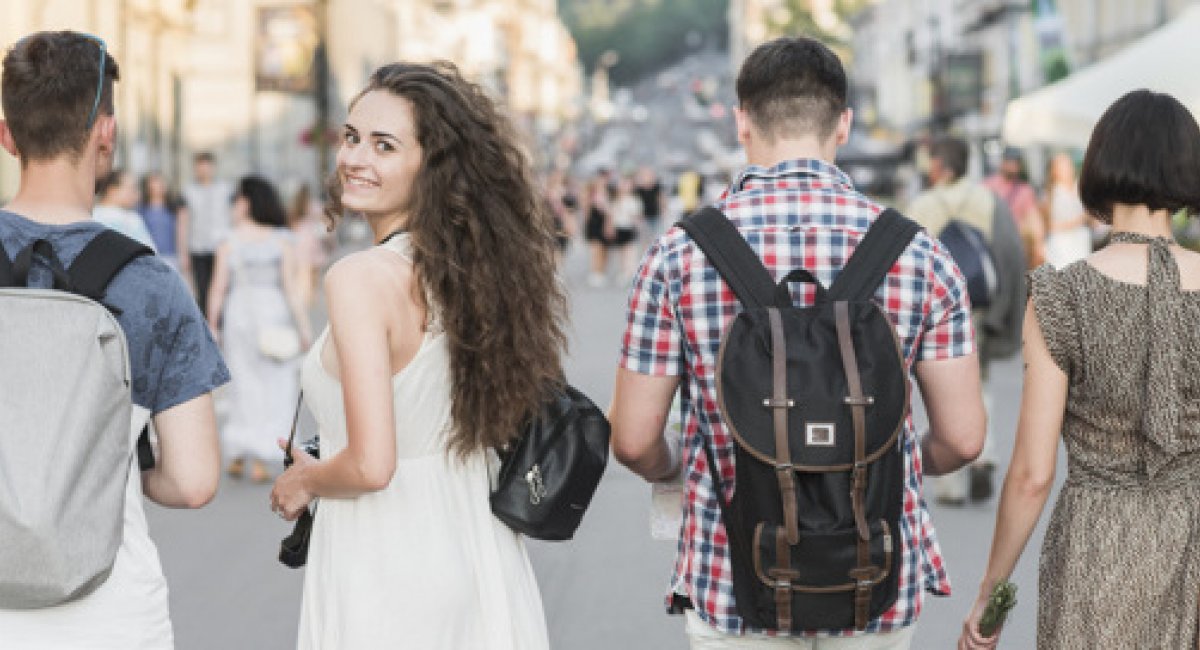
[{"x1": 326, "y1": 61, "x2": 568, "y2": 458}]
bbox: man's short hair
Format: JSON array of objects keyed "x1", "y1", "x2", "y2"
[
  {"x1": 193, "y1": 151, "x2": 215, "y2": 164},
  {"x1": 735, "y1": 37, "x2": 848, "y2": 142},
  {"x1": 1, "y1": 31, "x2": 119, "y2": 162},
  {"x1": 930, "y1": 137, "x2": 969, "y2": 180}
]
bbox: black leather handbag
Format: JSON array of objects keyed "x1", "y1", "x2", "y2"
[{"x1": 490, "y1": 385, "x2": 610, "y2": 541}]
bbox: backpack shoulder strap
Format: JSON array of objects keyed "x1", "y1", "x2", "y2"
[
  {"x1": 828, "y1": 208, "x2": 922, "y2": 302},
  {"x1": 68, "y1": 230, "x2": 154, "y2": 302},
  {"x1": 70, "y1": 231, "x2": 157, "y2": 471},
  {"x1": 0, "y1": 241, "x2": 14, "y2": 288},
  {"x1": 676, "y1": 206, "x2": 775, "y2": 309}
]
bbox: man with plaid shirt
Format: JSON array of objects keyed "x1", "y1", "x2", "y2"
[{"x1": 610, "y1": 38, "x2": 986, "y2": 648}]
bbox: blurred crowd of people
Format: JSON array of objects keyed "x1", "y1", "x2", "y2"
[
  {"x1": 91, "y1": 152, "x2": 334, "y2": 484},
  {"x1": 542, "y1": 163, "x2": 732, "y2": 288}
]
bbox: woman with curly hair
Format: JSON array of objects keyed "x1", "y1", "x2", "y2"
[{"x1": 270, "y1": 62, "x2": 566, "y2": 648}]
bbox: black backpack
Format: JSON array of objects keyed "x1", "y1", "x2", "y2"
[{"x1": 678, "y1": 207, "x2": 920, "y2": 632}]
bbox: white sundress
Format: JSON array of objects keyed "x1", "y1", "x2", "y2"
[{"x1": 296, "y1": 234, "x2": 549, "y2": 649}]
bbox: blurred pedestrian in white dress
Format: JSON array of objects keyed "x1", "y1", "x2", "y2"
[
  {"x1": 1042, "y1": 152, "x2": 1092, "y2": 268},
  {"x1": 207, "y1": 176, "x2": 312, "y2": 483}
]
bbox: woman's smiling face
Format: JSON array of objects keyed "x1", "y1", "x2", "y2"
[{"x1": 335, "y1": 90, "x2": 424, "y2": 220}]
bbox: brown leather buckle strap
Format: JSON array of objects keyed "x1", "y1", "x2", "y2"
[
  {"x1": 834, "y1": 301, "x2": 871, "y2": 543},
  {"x1": 835, "y1": 301, "x2": 876, "y2": 630},
  {"x1": 766, "y1": 307, "x2": 800, "y2": 546},
  {"x1": 773, "y1": 527, "x2": 793, "y2": 630}
]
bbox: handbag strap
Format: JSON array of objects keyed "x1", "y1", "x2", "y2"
[{"x1": 284, "y1": 392, "x2": 304, "y2": 464}]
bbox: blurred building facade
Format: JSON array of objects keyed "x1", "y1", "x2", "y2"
[
  {"x1": 850, "y1": 0, "x2": 1196, "y2": 143},
  {"x1": 0, "y1": 0, "x2": 582, "y2": 200}
]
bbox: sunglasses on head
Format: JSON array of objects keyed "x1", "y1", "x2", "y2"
[{"x1": 80, "y1": 33, "x2": 107, "y2": 130}]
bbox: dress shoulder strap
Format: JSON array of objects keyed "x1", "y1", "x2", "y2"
[
  {"x1": 379, "y1": 232, "x2": 414, "y2": 263},
  {"x1": 377, "y1": 232, "x2": 441, "y2": 333}
]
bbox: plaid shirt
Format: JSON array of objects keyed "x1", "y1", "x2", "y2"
[{"x1": 619, "y1": 159, "x2": 973, "y2": 637}]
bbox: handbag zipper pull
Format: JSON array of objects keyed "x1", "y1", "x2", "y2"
[{"x1": 525, "y1": 464, "x2": 547, "y2": 505}]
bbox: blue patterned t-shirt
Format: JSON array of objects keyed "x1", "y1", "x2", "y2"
[{"x1": 0, "y1": 210, "x2": 229, "y2": 414}]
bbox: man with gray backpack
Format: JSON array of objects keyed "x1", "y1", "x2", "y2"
[
  {"x1": 611, "y1": 37, "x2": 986, "y2": 647},
  {"x1": 0, "y1": 31, "x2": 228, "y2": 648}
]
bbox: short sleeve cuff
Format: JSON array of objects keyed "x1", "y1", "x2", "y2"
[
  {"x1": 618, "y1": 347, "x2": 684, "y2": 377},
  {"x1": 916, "y1": 335, "x2": 976, "y2": 362},
  {"x1": 1027, "y1": 265, "x2": 1076, "y2": 374}
]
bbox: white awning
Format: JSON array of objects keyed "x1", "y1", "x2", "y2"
[{"x1": 1002, "y1": 5, "x2": 1200, "y2": 148}]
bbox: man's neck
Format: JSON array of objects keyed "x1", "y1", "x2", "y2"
[
  {"x1": 745, "y1": 137, "x2": 835, "y2": 169},
  {"x1": 4, "y1": 157, "x2": 97, "y2": 225}
]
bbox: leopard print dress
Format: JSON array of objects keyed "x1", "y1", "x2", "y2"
[{"x1": 1029, "y1": 233, "x2": 1200, "y2": 648}]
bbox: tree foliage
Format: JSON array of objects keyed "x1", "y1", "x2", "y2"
[
  {"x1": 558, "y1": 0, "x2": 729, "y2": 85},
  {"x1": 766, "y1": 0, "x2": 871, "y2": 62}
]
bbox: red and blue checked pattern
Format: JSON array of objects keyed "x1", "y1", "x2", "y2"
[{"x1": 619, "y1": 159, "x2": 973, "y2": 637}]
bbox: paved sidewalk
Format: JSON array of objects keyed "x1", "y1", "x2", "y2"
[{"x1": 147, "y1": 241, "x2": 1053, "y2": 649}]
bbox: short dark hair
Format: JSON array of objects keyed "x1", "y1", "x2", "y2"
[
  {"x1": 930, "y1": 137, "x2": 970, "y2": 180},
  {"x1": 1, "y1": 31, "x2": 119, "y2": 162},
  {"x1": 736, "y1": 37, "x2": 848, "y2": 141},
  {"x1": 236, "y1": 175, "x2": 287, "y2": 228},
  {"x1": 194, "y1": 151, "x2": 215, "y2": 164},
  {"x1": 1079, "y1": 89, "x2": 1200, "y2": 223}
]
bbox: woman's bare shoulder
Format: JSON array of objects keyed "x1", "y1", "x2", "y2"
[{"x1": 324, "y1": 247, "x2": 410, "y2": 291}]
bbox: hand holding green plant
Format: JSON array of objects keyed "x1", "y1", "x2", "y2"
[{"x1": 977, "y1": 581, "x2": 1017, "y2": 637}]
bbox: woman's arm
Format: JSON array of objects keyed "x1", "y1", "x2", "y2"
[
  {"x1": 959, "y1": 301, "x2": 1068, "y2": 648},
  {"x1": 271, "y1": 254, "x2": 403, "y2": 517},
  {"x1": 279, "y1": 239, "x2": 313, "y2": 347},
  {"x1": 205, "y1": 242, "x2": 231, "y2": 342}
]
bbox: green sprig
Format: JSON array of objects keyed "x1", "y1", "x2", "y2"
[{"x1": 978, "y1": 581, "x2": 1017, "y2": 638}]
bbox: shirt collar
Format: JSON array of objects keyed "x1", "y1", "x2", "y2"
[{"x1": 731, "y1": 158, "x2": 855, "y2": 193}]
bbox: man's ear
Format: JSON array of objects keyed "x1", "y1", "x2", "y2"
[
  {"x1": 834, "y1": 108, "x2": 853, "y2": 147},
  {"x1": 734, "y1": 106, "x2": 754, "y2": 147},
  {"x1": 94, "y1": 114, "x2": 118, "y2": 157},
  {"x1": 0, "y1": 120, "x2": 19, "y2": 158}
]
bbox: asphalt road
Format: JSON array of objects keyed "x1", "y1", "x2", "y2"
[{"x1": 146, "y1": 239, "x2": 1060, "y2": 649}]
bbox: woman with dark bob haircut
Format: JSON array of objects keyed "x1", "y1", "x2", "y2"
[
  {"x1": 270, "y1": 62, "x2": 564, "y2": 648},
  {"x1": 960, "y1": 89, "x2": 1200, "y2": 648}
]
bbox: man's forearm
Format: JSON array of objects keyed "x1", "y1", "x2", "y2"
[
  {"x1": 614, "y1": 434, "x2": 680, "y2": 483},
  {"x1": 920, "y1": 432, "x2": 977, "y2": 476}
]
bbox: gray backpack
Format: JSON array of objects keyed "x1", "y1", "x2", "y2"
[{"x1": 0, "y1": 231, "x2": 153, "y2": 609}]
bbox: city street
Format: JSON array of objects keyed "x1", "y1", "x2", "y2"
[{"x1": 146, "y1": 239, "x2": 1060, "y2": 649}]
